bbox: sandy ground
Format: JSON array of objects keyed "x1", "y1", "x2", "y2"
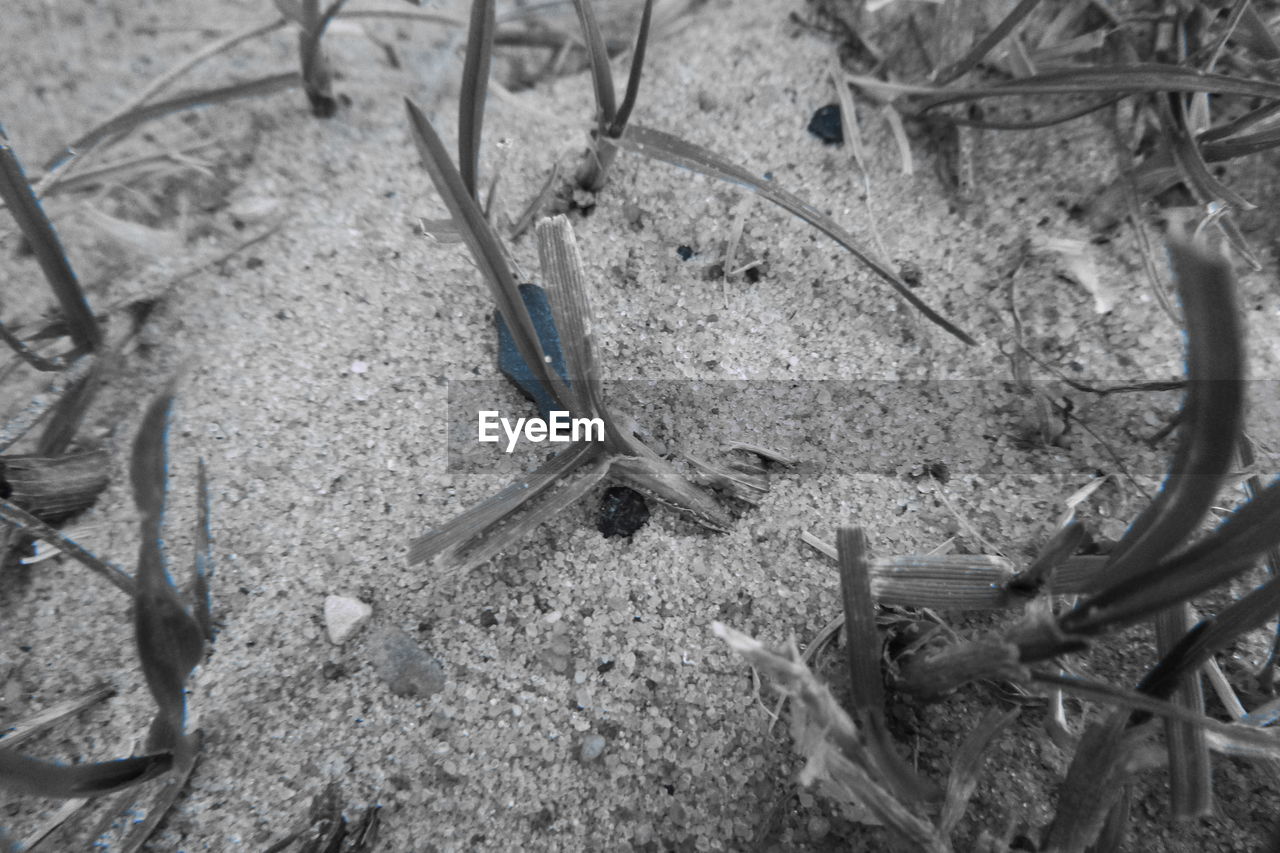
[{"x1": 4, "y1": 0, "x2": 1280, "y2": 850}]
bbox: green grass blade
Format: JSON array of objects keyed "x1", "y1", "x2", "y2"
[
  {"x1": 608, "y1": 0, "x2": 654, "y2": 138},
  {"x1": 916, "y1": 64, "x2": 1280, "y2": 112},
  {"x1": 0, "y1": 128, "x2": 100, "y2": 354},
  {"x1": 0, "y1": 749, "x2": 172, "y2": 798},
  {"x1": 459, "y1": 0, "x2": 496, "y2": 200},
  {"x1": 117, "y1": 730, "x2": 202, "y2": 853},
  {"x1": 570, "y1": 0, "x2": 618, "y2": 133},
  {"x1": 45, "y1": 73, "x2": 301, "y2": 172},
  {"x1": 404, "y1": 98, "x2": 570, "y2": 406},
  {"x1": 1161, "y1": 95, "x2": 1254, "y2": 210},
  {"x1": 1079, "y1": 242, "x2": 1243, "y2": 594},
  {"x1": 1007, "y1": 519, "x2": 1085, "y2": 595},
  {"x1": 407, "y1": 441, "x2": 602, "y2": 568},
  {"x1": 1203, "y1": 124, "x2": 1280, "y2": 161},
  {"x1": 1077, "y1": 476, "x2": 1280, "y2": 641},
  {"x1": 131, "y1": 390, "x2": 204, "y2": 750},
  {"x1": 192, "y1": 458, "x2": 215, "y2": 642},
  {"x1": 932, "y1": 0, "x2": 1043, "y2": 85},
  {"x1": 611, "y1": 124, "x2": 976, "y2": 345},
  {"x1": 36, "y1": 357, "x2": 102, "y2": 456}
]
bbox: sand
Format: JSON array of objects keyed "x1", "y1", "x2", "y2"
[{"x1": 3, "y1": 0, "x2": 1280, "y2": 850}]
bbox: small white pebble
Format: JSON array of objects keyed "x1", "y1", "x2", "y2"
[
  {"x1": 350, "y1": 360, "x2": 369, "y2": 374},
  {"x1": 579, "y1": 734, "x2": 606, "y2": 762},
  {"x1": 324, "y1": 595, "x2": 372, "y2": 645}
]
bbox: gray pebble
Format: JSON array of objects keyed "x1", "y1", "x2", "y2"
[
  {"x1": 369, "y1": 626, "x2": 445, "y2": 698},
  {"x1": 579, "y1": 734, "x2": 606, "y2": 762}
]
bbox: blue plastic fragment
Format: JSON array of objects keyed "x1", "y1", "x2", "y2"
[{"x1": 495, "y1": 283, "x2": 570, "y2": 419}]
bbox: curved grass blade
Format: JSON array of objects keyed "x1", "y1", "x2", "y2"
[
  {"x1": 0, "y1": 749, "x2": 172, "y2": 798},
  {"x1": 1061, "y1": 479, "x2": 1280, "y2": 637},
  {"x1": 570, "y1": 0, "x2": 618, "y2": 134},
  {"x1": 836, "y1": 527, "x2": 940, "y2": 808},
  {"x1": 610, "y1": 124, "x2": 976, "y2": 345},
  {"x1": 131, "y1": 390, "x2": 205, "y2": 751},
  {"x1": 0, "y1": 129, "x2": 100, "y2": 354},
  {"x1": 405, "y1": 98, "x2": 571, "y2": 407},
  {"x1": 1077, "y1": 242, "x2": 1243, "y2": 597},
  {"x1": 608, "y1": 0, "x2": 654, "y2": 138},
  {"x1": 459, "y1": 0, "x2": 496, "y2": 200}
]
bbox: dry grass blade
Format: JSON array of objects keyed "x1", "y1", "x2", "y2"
[
  {"x1": 0, "y1": 128, "x2": 100, "y2": 354},
  {"x1": 940, "y1": 707, "x2": 1020, "y2": 836},
  {"x1": 35, "y1": 356, "x2": 102, "y2": 457},
  {"x1": 915, "y1": 64, "x2": 1280, "y2": 112},
  {"x1": 404, "y1": 98, "x2": 569, "y2": 406},
  {"x1": 1154, "y1": 605, "x2": 1211, "y2": 818},
  {"x1": 836, "y1": 527, "x2": 938, "y2": 808},
  {"x1": 932, "y1": 0, "x2": 1043, "y2": 85},
  {"x1": 610, "y1": 124, "x2": 976, "y2": 345},
  {"x1": 535, "y1": 216, "x2": 626, "y2": 443},
  {"x1": 0, "y1": 749, "x2": 173, "y2": 799},
  {"x1": 0, "y1": 683, "x2": 115, "y2": 749},
  {"x1": 1043, "y1": 711, "x2": 1131, "y2": 853},
  {"x1": 0, "y1": 321, "x2": 72, "y2": 371},
  {"x1": 131, "y1": 389, "x2": 205, "y2": 751},
  {"x1": 0, "y1": 354, "x2": 96, "y2": 452},
  {"x1": 570, "y1": 0, "x2": 618, "y2": 134},
  {"x1": 459, "y1": 0, "x2": 496, "y2": 200},
  {"x1": 711, "y1": 623, "x2": 950, "y2": 852},
  {"x1": 0, "y1": 498, "x2": 135, "y2": 594}
]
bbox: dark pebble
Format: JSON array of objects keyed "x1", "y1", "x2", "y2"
[{"x1": 807, "y1": 103, "x2": 843, "y2": 145}]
